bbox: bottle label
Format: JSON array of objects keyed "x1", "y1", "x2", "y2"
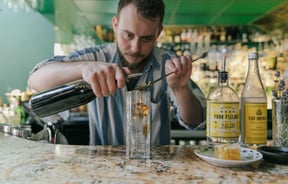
[
  {"x1": 244, "y1": 103, "x2": 267, "y2": 144},
  {"x1": 206, "y1": 102, "x2": 240, "y2": 138}
]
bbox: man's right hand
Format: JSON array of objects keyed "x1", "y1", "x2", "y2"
[{"x1": 82, "y1": 62, "x2": 131, "y2": 97}]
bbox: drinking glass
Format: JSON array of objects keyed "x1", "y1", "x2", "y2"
[
  {"x1": 272, "y1": 98, "x2": 288, "y2": 147},
  {"x1": 126, "y1": 90, "x2": 151, "y2": 159}
]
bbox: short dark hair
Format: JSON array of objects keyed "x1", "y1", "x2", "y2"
[{"x1": 117, "y1": 0, "x2": 165, "y2": 24}]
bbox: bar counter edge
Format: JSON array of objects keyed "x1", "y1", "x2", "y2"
[{"x1": 0, "y1": 132, "x2": 288, "y2": 184}]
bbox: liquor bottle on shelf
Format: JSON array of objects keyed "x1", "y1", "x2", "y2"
[
  {"x1": 0, "y1": 97, "x2": 8, "y2": 125},
  {"x1": 240, "y1": 52, "x2": 267, "y2": 147},
  {"x1": 15, "y1": 96, "x2": 25, "y2": 125},
  {"x1": 206, "y1": 55, "x2": 240, "y2": 144}
]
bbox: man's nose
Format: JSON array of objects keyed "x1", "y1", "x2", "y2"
[{"x1": 130, "y1": 39, "x2": 141, "y2": 52}]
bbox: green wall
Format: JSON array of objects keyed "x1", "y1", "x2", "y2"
[{"x1": 0, "y1": 1, "x2": 54, "y2": 103}]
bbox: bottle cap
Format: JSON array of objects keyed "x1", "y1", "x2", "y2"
[
  {"x1": 219, "y1": 55, "x2": 228, "y2": 83},
  {"x1": 248, "y1": 52, "x2": 259, "y2": 59},
  {"x1": 218, "y1": 71, "x2": 228, "y2": 83}
]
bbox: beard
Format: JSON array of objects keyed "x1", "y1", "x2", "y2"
[{"x1": 117, "y1": 45, "x2": 150, "y2": 72}]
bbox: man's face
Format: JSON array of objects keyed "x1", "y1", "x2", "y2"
[{"x1": 112, "y1": 3, "x2": 162, "y2": 68}]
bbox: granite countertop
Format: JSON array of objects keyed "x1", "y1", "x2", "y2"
[{"x1": 0, "y1": 132, "x2": 288, "y2": 184}]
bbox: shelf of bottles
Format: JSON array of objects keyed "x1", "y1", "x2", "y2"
[{"x1": 157, "y1": 26, "x2": 288, "y2": 109}]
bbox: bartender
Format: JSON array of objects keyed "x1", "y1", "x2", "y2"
[{"x1": 27, "y1": 0, "x2": 206, "y2": 145}]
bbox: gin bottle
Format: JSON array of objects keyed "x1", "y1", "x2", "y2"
[
  {"x1": 206, "y1": 56, "x2": 240, "y2": 144},
  {"x1": 240, "y1": 52, "x2": 267, "y2": 147}
]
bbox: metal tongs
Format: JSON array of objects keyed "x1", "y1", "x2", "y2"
[{"x1": 136, "y1": 51, "x2": 208, "y2": 90}]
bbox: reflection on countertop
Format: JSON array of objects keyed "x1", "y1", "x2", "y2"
[{"x1": 0, "y1": 132, "x2": 288, "y2": 184}]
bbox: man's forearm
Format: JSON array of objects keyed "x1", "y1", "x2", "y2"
[
  {"x1": 28, "y1": 62, "x2": 86, "y2": 91},
  {"x1": 172, "y1": 85, "x2": 203, "y2": 126}
]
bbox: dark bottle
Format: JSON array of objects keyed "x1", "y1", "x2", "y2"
[{"x1": 29, "y1": 80, "x2": 95, "y2": 118}]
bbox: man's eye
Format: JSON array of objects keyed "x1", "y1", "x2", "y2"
[
  {"x1": 142, "y1": 37, "x2": 155, "y2": 42},
  {"x1": 124, "y1": 32, "x2": 133, "y2": 39}
]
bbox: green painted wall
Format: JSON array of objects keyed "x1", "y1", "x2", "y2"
[{"x1": 0, "y1": 1, "x2": 54, "y2": 103}]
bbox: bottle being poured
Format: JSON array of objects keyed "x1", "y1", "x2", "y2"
[{"x1": 29, "y1": 74, "x2": 142, "y2": 118}]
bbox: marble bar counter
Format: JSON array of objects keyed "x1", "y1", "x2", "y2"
[{"x1": 1, "y1": 133, "x2": 288, "y2": 184}]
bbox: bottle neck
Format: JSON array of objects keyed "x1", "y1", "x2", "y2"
[
  {"x1": 218, "y1": 79, "x2": 229, "y2": 87},
  {"x1": 247, "y1": 58, "x2": 260, "y2": 77},
  {"x1": 242, "y1": 55, "x2": 266, "y2": 98}
]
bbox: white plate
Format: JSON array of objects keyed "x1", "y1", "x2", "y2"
[{"x1": 194, "y1": 146, "x2": 263, "y2": 167}]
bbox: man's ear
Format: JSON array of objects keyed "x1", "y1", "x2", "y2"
[
  {"x1": 157, "y1": 25, "x2": 163, "y2": 38},
  {"x1": 112, "y1": 16, "x2": 118, "y2": 32}
]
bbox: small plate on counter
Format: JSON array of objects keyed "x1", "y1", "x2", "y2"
[
  {"x1": 194, "y1": 146, "x2": 263, "y2": 167},
  {"x1": 257, "y1": 146, "x2": 288, "y2": 164}
]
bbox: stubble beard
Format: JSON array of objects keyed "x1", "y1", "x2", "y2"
[{"x1": 117, "y1": 46, "x2": 149, "y2": 72}]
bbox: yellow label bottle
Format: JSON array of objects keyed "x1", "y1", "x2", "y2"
[
  {"x1": 240, "y1": 52, "x2": 267, "y2": 146},
  {"x1": 206, "y1": 56, "x2": 240, "y2": 144}
]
